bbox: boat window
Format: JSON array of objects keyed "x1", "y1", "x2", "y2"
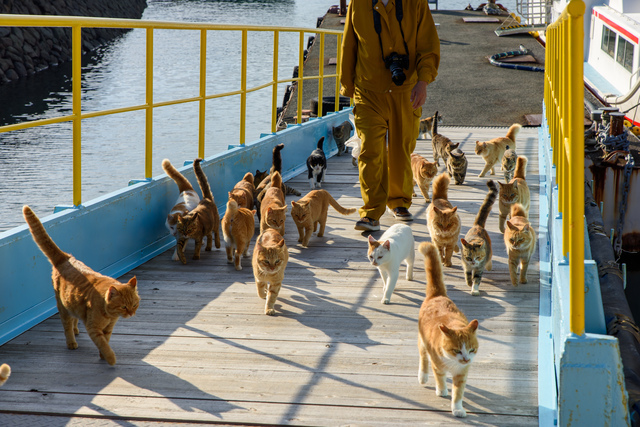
[
  {"x1": 601, "y1": 26, "x2": 616, "y2": 58},
  {"x1": 616, "y1": 37, "x2": 634, "y2": 73}
]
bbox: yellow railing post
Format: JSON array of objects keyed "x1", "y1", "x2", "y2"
[
  {"x1": 72, "y1": 25, "x2": 82, "y2": 206},
  {"x1": 145, "y1": 28, "x2": 153, "y2": 179},
  {"x1": 297, "y1": 31, "x2": 304, "y2": 124},
  {"x1": 544, "y1": 0, "x2": 586, "y2": 336},
  {"x1": 240, "y1": 29, "x2": 247, "y2": 145},
  {"x1": 272, "y1": 31, "x2": 279, "y2": 133},
  {"x1": 335, "y1": 33, "x2": 342, "y2": 112},
  {"x1": 199, "y1": 29, "x2": 207, "y2": 158},
  {"x1": 317, "y1": 33, "x2": 325, "y2": 117}
]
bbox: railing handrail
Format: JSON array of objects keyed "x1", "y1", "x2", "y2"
[
  {"x1": 0, "y1": 14, "x2": 344, "y2": 206},
  {"x1": 543, "y1": 0, "x2": 586, "y2": 335}
]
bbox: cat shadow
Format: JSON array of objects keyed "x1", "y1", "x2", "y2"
[{"x1": 277, "y1": 290, "x2": 381, "y2": 350}]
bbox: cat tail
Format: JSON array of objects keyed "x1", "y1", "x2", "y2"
[
  {"x1": 285, "y1": 184, "x2": 301, "y2": 196},
  {"x1": 419, "y1": 242, "x2": 447, "y2": 299},
  {"x1": 193, "y1": 158, "x2": 213, "y2": 201},
  {"x1": 226, "y1": 198, "x2": 239, "y2": 216},
  {"x1": 162, "y1": 159, "x2": 194, "y2": 193},
  {"x1": 505, "y1": 123, "x2": 522, "y2": 143},
  {"x1": 271, "y1": 171, "x2": 283, "y2": 189},
  {"x1": 510, "y1": 203, "x2": 528, "y2": 219},
  {"x1": 431, "y1": 172, "x2": 450, "y2": 200},
  {"x1": 513, "y1": 155, "x2": 528, "y2": 180},
  {"x1": 270, "y1": 143, "x2": 285, "y2": 174},
  {"x1": 242, "y1": 171, "x2": 254, "y2": 185},
  {"x1": 0, "y1": 363, "x2": 10, "y2": 386},
  {"x1": 22, "y1": 205, "x2": 70, "y2": 267},
  {"x1": 432, "y1": 111, "x2": 439, "y2": 136},
  {"x1": 316, "y1": 136, "x2": 325, "y2": 151},
  {"x1": 474, "y1": 180, "x2": 498, "y2": 228},
  {"x1": 325, "y1": 191, "x2": 357, "y2": 215}
]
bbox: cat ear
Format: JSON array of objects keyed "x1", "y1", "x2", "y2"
[
  {"x1": 522, "y1": 224, "x2": 530, "y2": 232},
  {"x1": 506, "y1": 221, "x2": 518, "y2": 231},
  {"x1": 450, "y1": 206, "x2": 458, "y2": 213},
  {"x1": 277, "y1": 238, "x2": 285, "y2": 248},
  {"x1": 127, "y1": 276, "x2": 137, "y2": 288},
  {"x1": 251, "y1": 210, "x2": 257, "y2": 216},
  {"x1": 382, "y1": 240, "x2": 391, "y2": 250},
  {"x1": 439, "y1": 324, "x2": 452, "y2": 335},
  {"x1": 368, "y1": 235, "x2": 377, "y2": 244},
  {"x1": 451, "y1": 143, "x2": 460, "y2": 149},
  {"x1": 467, "y1": 319, "x2": 479, "y2": 331},
  {"x1": 107, "y1": 286, "x2": 119, "y2": 301},
  {"x1": 267, "y1": 207, "x2": 273, "y2": 214},
  {"x1": 513, "y1": 181, "x2": 518, "y2": 189},
  {"x1": 291, "y1": 201, "x2": 297, "y2": 207},
  {"x1": 498, "y1": 181, "x2": 505, "y2": 188},
  {"x1": 433, "y1": 205, "x2": 442, "y2": 215},
  {"x1": 460, "y1": 238, "x2": 469, "y2": 247}
]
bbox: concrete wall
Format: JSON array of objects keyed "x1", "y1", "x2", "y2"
[
  {"x1": 0, "y1": 0, "x2": 147, "y2": 84},
  {"x1": 0, "y1": 109, "x2": 351, "y2": 347}
]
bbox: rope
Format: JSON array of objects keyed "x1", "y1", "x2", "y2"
[{"x1": 488, "y1": 45, "x2": 544, "y2": 72}]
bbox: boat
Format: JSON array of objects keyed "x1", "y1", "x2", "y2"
[{"x1": 0, "y1": 3, "x2": 637, "y2": 426}]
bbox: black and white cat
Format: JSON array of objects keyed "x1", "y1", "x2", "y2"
[{"x1": 307, "y1": 136, "x2": 327, "y2": 189}]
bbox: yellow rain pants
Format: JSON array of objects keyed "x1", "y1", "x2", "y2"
[{"x1": 354, "y1": 87, "x2": 421, "y2": 220}]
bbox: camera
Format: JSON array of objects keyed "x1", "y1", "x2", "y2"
[{"x1": 384, "y1": 52, "x2": 409, "y2": 86}]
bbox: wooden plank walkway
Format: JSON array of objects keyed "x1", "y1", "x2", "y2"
[{"x1": 0, "y1": 126, "x2": 540, "y2": 426}]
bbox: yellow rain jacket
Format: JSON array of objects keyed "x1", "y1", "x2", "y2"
[
  {"x1": 340, "y1": 0, "x2": 440, "y2": 220},
  {"x1": 340, "y1": 0, "x2": 440, "y2": 96}
]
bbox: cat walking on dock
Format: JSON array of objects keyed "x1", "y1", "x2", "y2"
[
  {"x1": 367, "y1": 223, "x2": 415, "y2": 304},
  {"x1": 504, "y1": 203, "x2": 536, "y2": 286},
  {"x1": 162, "y1": 158, "x2": 200, "y2": 261},
  {"x1": 252, "y1": 228, "x2": 289, "y2": 315},
  {"x1": 418, "y1": 241, "x2": 479, "y2": 418},
  {"x1": 498, "y1": 155, "x2": 530, "y2": 233},
  {"x1": 176, "y1": 159, "x2": 221, "y2": 264},
  {"x1": 431, "y1": 111, "x2": 459, "y2": 166},
  {"x1": 23, "y1": 206, "x2": 140, "y2": 366},
  {"x1": 426, "y1": 173, "x2": 461, "y2": 267},
  {"x1": 291, "y1": 189, "x2": 357, "y2": 247},
  {"x1": 222, "y1": 199, "x2": 256, "y2": 271},
  {"x1": 475, "y1": 123, "x2": 521, "y2": 177},
  {"x1": 307, "y1": 137, "x2": 327, "y2": 189},
  {"x1": 461, "y1": 180, "x2": 498, "y2": 295}
]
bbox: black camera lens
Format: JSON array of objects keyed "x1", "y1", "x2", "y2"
[{"x1": 384, "y1": 52, "x2": 409, "y2": 86}]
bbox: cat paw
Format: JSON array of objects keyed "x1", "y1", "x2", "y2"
[
  {"x1": 381, "y1": 297, "x2": 390, "y2": 304},
  {"x1": 519, "y1": 277, "x2": 528, "y2": 284},
  {"x1": 235, "y1": 264, "x2": 242, "y2": 271},
  {"x1": 265, "y1": 308, "x2": 276, "y2": 316},
  {"x1": 418, "y1": 371, "x2": 428, "y2": 385},
  {"x1": 435, "y1": 387, "x2": 448, "y2": 397},
  {"x1": 471, "y1": 289, "x2": 480, "y2": 296},
  {"x1": 452, "y1": 408, "x2": 467, "y2": 418},
  {"x1": 226, "y1": 257, "x2": 233, "y2": 263},
  {"x1": 67, "y1": 342, "x2": 78, "y2": 350}
]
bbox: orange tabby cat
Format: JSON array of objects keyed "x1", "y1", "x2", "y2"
[
  {"x1": 252, "y1": 228, "x2": 289, "y2": 315},
  {"x1": 162, "y1": 158, "x2": 200, "y2": 261},
  {"x1": 474, "y1": 123, "x2": 521, "y2": 177},
  {"x1": 222, "y1": 199, "x2": 256, "y2": 271},
  {"x1": 498, "y1": 155, "x2": 530, "y2": 233},
  {"x1": 290, "y1": 189, "x2": 357, "y2": 247},
  {"x1": 426, "y1": 173, "x2": 461, "y2": 267},
  {"x1": 260, "y1": 171, "x2": 287, "y2": 236},
  {"x1": 418, "y1": 241, "x2": 479, "y2": 418},
  {"x1": 0, "y1": 364, "x2": 10, "y2": 386},
  {"x1": 504, "y1": 203, "x2": 537, "y2": 286},
  {"x1": 176, "y1": 158, "x2": 221, "y2": 264},
  {"x1": 23, "y1": 205, "x2": 140, "y2": 366},
  {"x1": 228, "y1": 172, "x2": 255, "y2": 210},
  {"x1": 411, "y1": 153, "x2": 438, "y2": 202}
]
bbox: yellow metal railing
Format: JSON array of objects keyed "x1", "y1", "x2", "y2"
[
  {"x1": 543, "y1": 0, "x2": 586, "y2": 336},
  {"x1": 0, "y1": 15, "x2": 344, "y2": 206}
]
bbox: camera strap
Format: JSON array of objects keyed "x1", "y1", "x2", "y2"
[{"x1": 372, "y1": 0, "x2": 410, "y2": 62}]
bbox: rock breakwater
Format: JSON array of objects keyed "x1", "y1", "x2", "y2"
[{"x1": 0, "y1": 0, "x2": 147, "y2": 85}]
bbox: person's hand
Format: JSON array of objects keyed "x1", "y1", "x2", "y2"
[{"x1": 410, "y1": 80, "x2": 428, "y2": 109}]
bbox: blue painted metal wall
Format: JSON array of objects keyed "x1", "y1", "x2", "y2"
[
  {"x1": 538, "y1": 107, "x2": 630, "y2": 426},
  {"x1": 0, "y1": 110, "x2": 352, "y2": 346}
]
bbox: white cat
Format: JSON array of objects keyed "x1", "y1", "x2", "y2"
[{"x1": 367, "y1": 223, "x2": 415, "y2": 304}]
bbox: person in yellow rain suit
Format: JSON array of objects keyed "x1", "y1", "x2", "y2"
[{"x1": 341, "y1": 0, "x2": 440, "y2": 231}]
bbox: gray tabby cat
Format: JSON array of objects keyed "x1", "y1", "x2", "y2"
[
  {"x1": 446, "y1": 148, "x2": 468, "y2": 185},
  {"x1": 460, "y1": 180, "x2": 498, "y2": 295},
  {"x1": 501, "y1": 145, "x2": 517, "y2": 182},
  {"x1": 431, "y1": 111, "x2": 459, "y2": 166},
  {"x1": 332, "y1": 120, "x2": 353, "y2": 156}
]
